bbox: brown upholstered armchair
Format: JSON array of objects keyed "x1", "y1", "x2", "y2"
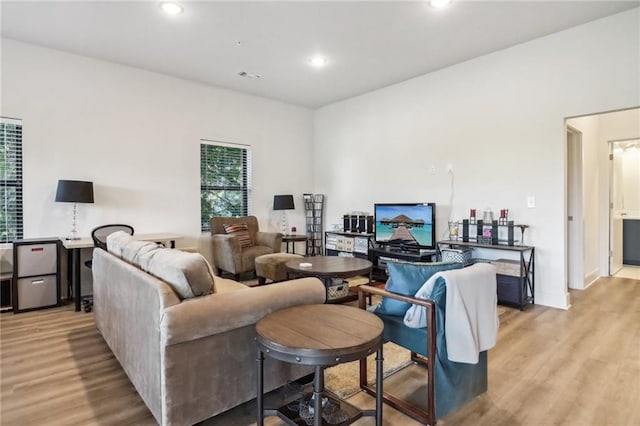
[{"x1": 210, "y1": 216, "x2": 282, "y2": 280}]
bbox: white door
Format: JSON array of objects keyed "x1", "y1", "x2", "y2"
[
  {"x1": 610, "y1": 143, "x2": 624, "y2": 274},
  {"x1": 567, "y1": 127, "x2": 584, "y2": 289}
]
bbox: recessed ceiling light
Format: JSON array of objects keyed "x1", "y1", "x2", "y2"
[
  {"x1": 309, "y1": 56, "x2": 328, "y2": 68},
  {"x1": 160, "y1": 2, "x2": 183, "y2": 16},
  {"x1": 429, "y1": 0, "x2": 452, "y2": 8}
]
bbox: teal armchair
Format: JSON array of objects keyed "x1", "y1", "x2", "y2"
[{"x1": 358, "y1": 277, "x2": 488, "y2": 425}]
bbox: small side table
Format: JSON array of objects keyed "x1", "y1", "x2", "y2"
[
  {"x1": 282, "y1": 234, "x2": 308, "y2": 255},
  {"x1": 0, "y1": 261, "x2": 13, "y2": 312},
  {"x1": 256, "y1": 304, "x2": 384, "y2": 426}
]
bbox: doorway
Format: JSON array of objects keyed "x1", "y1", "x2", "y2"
[
  {"x1": 610, "y1": 138, "x2": 640, "y2": 277},
  {"x1": 565, "y1": 107, "x2": 639, "y2": 288}
]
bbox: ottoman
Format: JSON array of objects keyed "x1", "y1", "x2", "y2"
[{"x1": 255, "y1": 253, "x2": 302, "y2": 284}]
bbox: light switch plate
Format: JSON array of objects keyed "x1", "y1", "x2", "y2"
[{"x1": 527, "y1": 196, "x2": 536, "y2": 208}]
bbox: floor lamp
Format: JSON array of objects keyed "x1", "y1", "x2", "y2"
[
  {"x1": 273, "y1": 195, "x2": 295, "y2": 235},
  {"x1": 55, "y1": 180, "x2": 94, "y2": 240}
]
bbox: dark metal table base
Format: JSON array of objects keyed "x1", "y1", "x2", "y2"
[{"x1": 257, "y1": 350, "x2": 383, "y2": 426}]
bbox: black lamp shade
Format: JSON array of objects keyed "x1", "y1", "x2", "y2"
[
  {"x1": 55, "y1": 180, "x2": 94, "y2": 203},
  {"x1": 273, "y1": 195, "x2": 294, "y2": 210}
]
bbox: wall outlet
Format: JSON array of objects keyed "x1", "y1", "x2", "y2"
[
  {"x1": 429, "y1": 165, "x2": 436, "y2": 175},
  {"x1": 527, "y1": 196, "x2": 536, "y2": 208}
]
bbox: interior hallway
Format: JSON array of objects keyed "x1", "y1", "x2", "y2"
[{"x1": 614, "y1": 266, "x2": 640, "y2": 280}]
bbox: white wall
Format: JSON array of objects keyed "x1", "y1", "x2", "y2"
[
  {"x1": 314, "y1": 9, "x2": 640, "y2": 309},
  {"x1": 1, "y1": 39, "x2": 315, "y2": 293},
  {"x1": 1, "y1": 39, "x2": 315, "y2": 243}
]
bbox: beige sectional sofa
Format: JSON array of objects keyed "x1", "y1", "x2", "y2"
[{"x1": 92, "y1": 233, "x2": 326, "y2": 425}]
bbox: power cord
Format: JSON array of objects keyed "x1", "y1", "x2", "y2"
[{"x1": 441, "y1": 167, "x2": 455, "y2": 240}]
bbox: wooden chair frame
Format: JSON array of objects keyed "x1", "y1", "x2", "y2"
[{"x1": 358, "y1": 284, "x2": 437, "y2": 426}]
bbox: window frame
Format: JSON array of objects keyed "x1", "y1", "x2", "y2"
[
  {"x1": 0, "y1": 117, "x2": 23, "y2": 244},
  {"x1": 200, "y1": 140, "x2": 252, "y2": 232}
]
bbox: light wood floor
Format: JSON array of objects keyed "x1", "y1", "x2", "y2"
[{"x1": 1, "y1": 275, "x2": 639, "y2": 425}]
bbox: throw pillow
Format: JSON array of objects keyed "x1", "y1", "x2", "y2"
[
  {"x1": 144, "y1": 249, "x2": 215, "y2": 299},
  {"x1": 223, "y1": 223, "x2": 253, "y2": 248},
  {"x1": 106, "y1": 231, "x2": 135, "y2": 257},
  {"x1": 375, "y1": 260, "x2": 462, "y2": 316},
  {"x1": 121, "y1": 240, "x2": 159, "y2": 267}
]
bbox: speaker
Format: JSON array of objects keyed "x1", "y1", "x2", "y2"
[
  {"x1": 491, "y1": 220, "x2": 499, "y2": 245},
  {"x1": 462, "y1": 219, "x2": 469, "y2": 242},
  {"x1": 343, "y1": 215, "x2": 373, "y2": 233}
]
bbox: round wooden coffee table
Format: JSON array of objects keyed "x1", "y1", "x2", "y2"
[
  {"x1": 256, "y1": 304, "x2": 383, "y2": 426},
  {"x1": 285, "y1": 256, "x2": 373, "y2": 303}
]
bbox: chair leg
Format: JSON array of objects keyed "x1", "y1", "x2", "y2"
[
  {"x1": 411, "y1": 352, "x2": 430, "y2": 367},
  {"x1": 234, "y1": 274, "x2": 240, "y2": 281},
  {"x1": 258, "y1": 277, "x2": 266, "y2": 285},
  {"x1": 360, "y1": 353, "x2": 436, "y2": 425}
]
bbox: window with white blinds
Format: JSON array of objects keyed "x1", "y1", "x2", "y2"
[
  {"x1": 200, "y1": 140, "x2": 252, "y2": 231},
  {"x1": 0, "y1": 118, "x2": 23, "y2": 243}
]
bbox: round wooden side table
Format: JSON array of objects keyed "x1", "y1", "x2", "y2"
[
  {"x1": 281, "y1": 234, "x2": 308, "y2": 254},
  {"x1": 256, "y1": 304, "x2": 384, "y2": 426}
]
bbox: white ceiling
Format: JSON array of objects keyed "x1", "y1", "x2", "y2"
[{"x1": 1, "y1": 1, "x2": 638, "y2": 108}]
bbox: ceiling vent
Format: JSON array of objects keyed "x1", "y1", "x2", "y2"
[{"x1": 238, "y1": 71, "x2": 262, "y2": 79}]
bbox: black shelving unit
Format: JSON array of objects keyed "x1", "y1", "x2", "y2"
[{"x1": 303, "y1": 194, "x2": 324, "y2": 256}]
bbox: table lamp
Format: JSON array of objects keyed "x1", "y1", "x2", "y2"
[
  {"x1": 55, "y1": 179, "x2": 94, "y2": 240},
  {"x1": 273, "y1": 194, "x2": 294, "y2": 235}
]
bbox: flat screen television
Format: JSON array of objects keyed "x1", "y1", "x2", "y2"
[{"x1": 374, "y1": 203, "x2": 436, "y2": 249}]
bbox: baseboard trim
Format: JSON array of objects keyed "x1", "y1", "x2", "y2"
[
  {"x1": 535, "y1": 290, "x2": 570, "y2": 310},
  {"x1": 583, "y1": 269, "x2": 600, "y2": 289}
]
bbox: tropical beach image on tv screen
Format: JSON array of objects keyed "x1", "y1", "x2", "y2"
[{"x1": 375, "y1": 204, "x2": 434, "y2": 247}]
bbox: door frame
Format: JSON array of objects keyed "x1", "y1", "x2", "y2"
[{"x1": 566, "y1": 125, "x2": 584, "y2": 289}]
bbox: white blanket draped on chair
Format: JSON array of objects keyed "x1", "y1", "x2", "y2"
[{"x1": 404, "y1": 263, "x2": 499, "y2": 364}]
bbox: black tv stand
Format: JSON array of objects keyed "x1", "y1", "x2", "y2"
[{"x1": 369, "y1": 246, "x2": 437, "y2": 280}]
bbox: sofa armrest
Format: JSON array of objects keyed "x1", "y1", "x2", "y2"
[
  {"x1": 211, "y1": 234, "x2": 241, "y2": 272},
  {"x1": 254, "y1": 231, "x2": 282, "y2": 253},
  {"x1": 161, "y1": 277, "x2": 326, "y2": 346}
]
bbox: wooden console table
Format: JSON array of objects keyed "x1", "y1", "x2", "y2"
[
  {"x1": 437, "y1": 240, "x2": 535, "y2": 310},
  {"x1": 256, "y1": 304, "x2": 383, "y2": 426}
]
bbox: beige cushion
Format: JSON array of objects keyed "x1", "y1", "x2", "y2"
[
  {"x1": 138, "y1": 247, "x2": 164, "y2": 271},
  {"x1": 143, "y1": 249, "x2": 215, "y2": 299},
  {"x1": 122, "y1": 240, "x2": 159, "y2": 266},
  {"x1": 106, "y1": 231, "x2": 135, "y2": 257},
  {"x1": 214, "y1": 276, "x2": 250, "y2": 293}
]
